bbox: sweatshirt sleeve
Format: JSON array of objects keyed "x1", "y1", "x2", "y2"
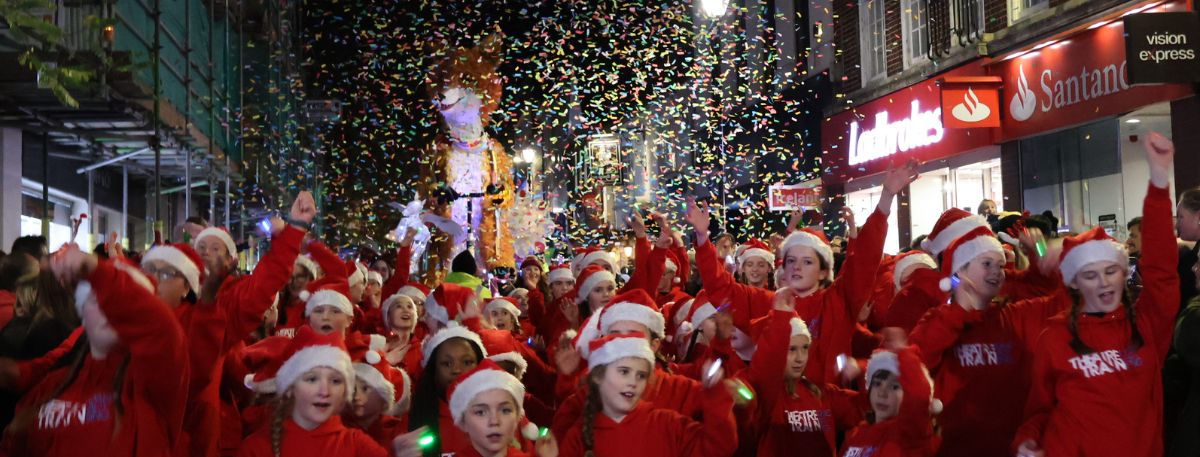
[
  {"x1": 830, "y1": 209, "x2": 889, "y2": 321},
  {"x1": 381, "y1": 246, "x2": 413, "y2": 300},
  {"x1": 695, "y1": 239, "x2": 774, "y2": 334},
  {"x1": 672, "y1": 243, "x2": 692, "y2": 286},
  {"x1": 308, "y1": 241, "x2": 349, "y2": 282},
  {"x1": 678, "y1": 382, "x2": 738, "y2": 457},
  {"x1": 747, "y1": 309, "x2": 795, "y2": 409},
  {"x1": 1133, "y1": 183, "x2": 1181, "y2": 359},
  {"x1": 620, "y1": 247, "x2": 666, "y2": 297},
  {"x1": 88, "y1": 260, "x2": 189, "y2": 418},
  {"x1": 908, "y1": 304, "x2": 983, "y2": 371},
  {"x1": 222, "y1": 225, "x2": 305, "y2": 349},
  {"x1": 894, "y1": 347, "x2": 935, "y2": 453},
  {"x1": 1014, "y1": 333, "x2": 1056, "y2": 451},
  {"x1": 14, "y1": 327, "x2": 82, "y2": 392}
]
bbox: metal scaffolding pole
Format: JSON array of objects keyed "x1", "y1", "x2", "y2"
[
  {"x1": 87, "y1": 170, "x2": 94, "y2": 239},
  {"x1": 185, "y1": 148, "x2": 192, "y2": 217},
  {"x1": 152, "y1": 0, "x2": 162, "y2": 240},
  {"x1": 122, "y1": 165, "x2": 128, "y2": 242},
  {"x1": 41, "y1": 134, "x2": 48, "y2": 238}
]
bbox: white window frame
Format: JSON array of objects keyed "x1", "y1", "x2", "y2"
[
  {"x1": 901, "y1": 0, "x2": 930, "y2": 68},
  {"x1": 859, "y1": 0, "x2": 888, "y2": 82},
  {"x1": 1009, "y1": 0, "x2": 1049, "y2": 25}
]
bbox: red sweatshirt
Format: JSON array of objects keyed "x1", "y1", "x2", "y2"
[
  {"x1": 1014, "y1": 183, "x2": 1180, "y2": 457},
  {"x1": 347, "y1": 414, "x2": 407, "y2": 450},
  {"x1": 747, "y1": 310, "x2": 862, "y2": 457},
  {"x1": 380, "y1": 246, "x2": 412, "y2": 302},
  {"x1": 237, "y1": 417, "x2": 386, "y2": 457},
  {"x1": 840, "y1": 348, "x2": 936, "y2": 457},
  {"x1": 697, "y1": 210, "x2": 889, "y2": 385},
  {"x1": 559, "y1": 382, "x2": 737, "y2": 457},
  {"x1": 883, "y1": 268, "x2": 946, "y2": 333},
  {"x1": 550, "y1": 367, "x2": 702, "y2": 439},
  {"x1": 179, "y1": 225, "x2": 304, "y2": 457},
  {"x1": 3, "y1": 260, "x2": 188, "y2": 456}
]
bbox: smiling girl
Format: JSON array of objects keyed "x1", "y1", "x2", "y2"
[
  {"x1": 407, "y1": 325, "x2": 488, "y2": 457},
  {"x1": 444, "y1": 359, "x2": 557, "y2": 457}
]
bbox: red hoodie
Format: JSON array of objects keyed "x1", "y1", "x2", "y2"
[
  {"x1": 840, "y1": 348, "x2": 937, "y2": 457},
  {"x1": 180, "y1": 225, "x2": 304, "y2": 457},
  {"x1": 347, "y1": 414, "x2": 407, "y2": 450},
  {"x1": 746, "y1": 310, "x2": 862, "y2": 457},
  {"x1": 1014, "y1": 183, "x2": 1180, "y2": 457},
  {"x1": 3, "y1": 260, "x2": 188, "y2": 456},
  {"x1": 559, "y1": 381, "x2": 736, "y2": 457},
  {"x1": 550, "y1": 366, "x2": 703, "y2": 439},
  {"x1": 237, "y1": 416, "x2": 385, "y2": 457},
  {"x1": 696, "y1": 209, "x2": 889, "y2": 385}
]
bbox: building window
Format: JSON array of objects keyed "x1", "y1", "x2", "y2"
[
  {"x1": 950, "y1": 0, "x2": 985, "y2": 47},
  {"x1": 859, "y1": 0, "x2": 887, "y2": 81},
  {"x1": 902, "y1": 0, "x2": 929, "y2": 67},
  {"x1": 1010, "y1": 0, "x2": 1048, "y2": 24}
]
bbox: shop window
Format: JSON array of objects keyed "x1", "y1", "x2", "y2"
[
  {"x1": 1009, "y1": 0, "x2": 1048, "y2": 25},
  {"x1": 949, "y1": 0, "x2": 985, "y2": 48},
  {"x1": 1020, "y1": 118, "x2": 1123, "y2": 234},
  {"x1": 901, "y1": 0, "x2": 929, "y2": 67},
  {"x1": 859, "y1": 0, "x2": 887, "y2": 82}
]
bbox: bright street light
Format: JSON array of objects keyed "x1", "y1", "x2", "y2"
[{"x1": 700, "y1": 0, "x2": 728, "y2": 18}]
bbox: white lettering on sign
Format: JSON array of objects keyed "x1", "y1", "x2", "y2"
[
  {"x1": 1036, "y1": 62, "x2": 1129, "y2": 114},
  {"x1": 848, "y1": 100, "x2": 944, "y2": 166}
]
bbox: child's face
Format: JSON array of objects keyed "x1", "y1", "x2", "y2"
[
  {"x1": 460, "y1": 389, "x2": 520, "y2": 455},
  {"x1": 597, "y1": 358, "x2": 651, "y2": 419},
  {"x1": 869, "y1": 371, "x2": 903, "y2": 422},
  {"x1": 351, "y1": 378, "x2": 387, "y2": 421},
  {"x1": 435, "y1": 339, "x2": 480, "y2": 391}
]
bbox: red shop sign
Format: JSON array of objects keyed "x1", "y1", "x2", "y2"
[
  {"x1": 821, "y1": 61, "x2": 996, "y2": 184},
  {"x1": 992, "y1": 1, "x2": 1194, "y2": 141},
  {"x1": 940, "y1": 76, "x2": 1004, "y2": 129}
]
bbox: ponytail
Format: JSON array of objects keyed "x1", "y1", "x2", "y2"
[
  {"x1": 583, "y1": 367, "x2": 606, "y2": 457},
  {"x1": 270, "y1": 395, "x2": 293, "y2": 457}
]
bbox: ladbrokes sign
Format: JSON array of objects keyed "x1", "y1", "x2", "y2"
[{"x1": 994, "y1": 2, "x2": 1194, "y2": 141}]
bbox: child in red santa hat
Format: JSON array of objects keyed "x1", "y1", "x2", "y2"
[
  {"x1": 686, "y1": 163, "x2": 917, "y2": 385},
  {"x1": 1014, "y1": 132, "x2": 1179, "y2": 457},
  {"x1": 558, "y1": 333, "x2": 738, "y2": 457},
  {"x1": 744, "y1": 288, "x2": 863, "y2": 457},
  {"x1": 734, "y1": 239, "x2": 776, "y2": 291},
  {"x1": 380, "y1": 292, "x2": 424, "y2": 375},
  {"x1": 2, "y1": 245, "x2": 187, "y2": 456},
  {"x1": 406, "y1": 324, "x2": 488, "y2": 457},
  {"x1": 238, "y1": 326, "x2": 398, "y2": 457},
  {"x1": 840, "y1": 347, "x2": 939, "y2": 457},
  {"x1": 347, "y1": 349, "x2": 413, "y2": 448},
  {"x1": 485, "y1": 297, "x2": 527, "y2": 336}
]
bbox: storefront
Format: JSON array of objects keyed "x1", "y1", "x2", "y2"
[
  {"x1": 821, "y1": 61, "x2": 1002, "y2": 254},
  {"x1": 989, "y1": 0, "x2": 1195, "y2": 239}
]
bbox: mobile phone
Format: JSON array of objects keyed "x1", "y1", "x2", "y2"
[{"x1": 836, "y1": 354, "x2": 848, "y2": 372}]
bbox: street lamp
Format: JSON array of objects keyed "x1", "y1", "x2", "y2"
[
  {"x1": 521, "y1": 147, "x2": 537, "y2": 163},
  {"x1": 700, "y1": 0, "x2": 728, "y2": 18}
]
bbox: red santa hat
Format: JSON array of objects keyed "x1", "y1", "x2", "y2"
[
  {"x1": 567, "y1": 314, "x2": 602, "y2": 358},
  {"x1": 573, "y1": 265, "x2": 616, "y2": 305},
  {"x1": 892, "y1": 251, "x2": 938, "y2": 292},
  {"x1": 353, "y1": 350, "x2": 413, "y2": 416},
  {"x1": 662, "y1": 249, "x2": 683, "y2": 284},
  {"x1": 366, "y1": 271, "x2": 383, "y2": 286},
  {"x1": 425, "y1": 282, "x2": 476, "y2": 327},
  {"x1": 1058, "y1": 226, "x2": 1129, "y2": 285},
  {"x1": 779, "y1": 228, "x2": 834, "y2": 279},
  {"x1": 573, "y1": 247, "x2": 618, "y2": 275},
  {"x1": 421, "y1": 323, "x2": 487, "y2": 368},
  {"x1": 447, "y1": 359, "x2": 526, "y2": 427},
  {"x1": 479, "y1": 332, "x2": 529, "y2": 379},
  {"x1": 397, "y1": 282, "x2": 431, "y2": 302},
  {"x1": 789, "y1": 316, "x2": 812, "y2": 340},
  {"x1": 75, "y1": 259, "x2": 155, "y2": 316},
  {"x1": 293, "y1": 255, "x2": 322, "y2": 279},
  {"x1": 520, "y1": 256, "x2": 544, "y2": 271},
  {"x1": 272, "y1": 326, "x2": 355, "y2": 402},
  {"x1": 937, "y1": 226, "x2": 1004, "y2": 292},
  {"x1": 194, "y1": 226, "x2": 238, "y2": 261},
  {"x1": 347, "y1": 260, "x2": 368, "y2": 288},
  {"x1": 922, "y1": 208, "x2": 989, "y2": 256},
  {"x1": 587, "y1": 333, "x2": 656, "y2": 369},
  {"x1": 598, "y1": 289, "x2": 666, "y2": 337},
  {"x1": 305, "y1": 281, "x2": 354, "y2": 317},
  {"x1": 737, "y1": 239, "x2": 776, "y2": 269},
  {"x1": 547, "y1": 264, "x2": 574, "y2": 284},
  {"x1": 670, "y1": 296, "x2": 699, "y2": 337},
  {"x1": 865, "y1": 349, "x2": 942, "y2": 414},
  {"x1": 141, "y1": 242, "x2": 205, "y2": 293},
  {"x1": 381, "y1": 293, "x2": 417, "y2": 333},
  {"x1": 484, "y1": 297, "x2": 522, "y2": 321}
]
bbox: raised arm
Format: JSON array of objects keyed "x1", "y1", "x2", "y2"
[
  {"x1": 1134, "y1": 131, "x2": 1182, "y2": 359},
  {"x1": 687, "y1": 198, "x2": 774, "y2": 332}
]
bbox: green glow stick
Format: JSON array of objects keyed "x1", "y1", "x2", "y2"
[
  {"x1": 1035, "y1": 239, "x2": 1047, "y2": 257},
  {"x1": 418, "y1": 433, "x2": 436, "y2": 448}
]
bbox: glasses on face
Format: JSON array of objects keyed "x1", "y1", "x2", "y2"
[{"x1": 143, "y1": 266, "x2": 183, "y2": 283}]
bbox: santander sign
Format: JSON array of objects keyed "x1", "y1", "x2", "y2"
[{"x1": 848, "y1": 101, "x2": 945, "y2": 166}]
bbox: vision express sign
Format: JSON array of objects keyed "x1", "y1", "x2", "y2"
[{"x1": 1124, "y1": 12, "x2": 1200, "y2": 84}]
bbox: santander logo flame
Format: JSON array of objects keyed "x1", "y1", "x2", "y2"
[
  {"x1": 1009, "y1": 64, "x2": 1037, "y2": 122},
  {"x1": 951, "y1": 87, "x2": 991, "y2": 123}
]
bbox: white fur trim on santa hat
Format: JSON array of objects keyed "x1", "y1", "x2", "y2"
[
  {"x1": 939, "y1": 235, "x2": 1004, "y2": 292},
  {"x1": 580, "y1": 250, "x2": 619, "y2": 272},
  {"x1": 547, "y1": 267, "x2": 574, "y2": 284},
  {"x1": 588, "y1": 336, "x2": 656, "y2": 369},
  {"x1": 664, "y1": 257, "x2": 679, "y2": 272},
  {"x1": 397, "y1": 285, "x2": 427, "y2": 302},
  {"x1": 395, "y1": 368, "x2": 413, "y2": 415},
  {"x1": 485, "y1": 298, "x2": 522, "y2": 320},
  {"x1": 1059, "y1": 239, "x2": 1128, "y2": 284},
  {"x1": 573, "y1": 315, "x2": 601, "y2": 358},
  {"x1": 574, "y1": 270, "x2": 616, "y2": 304},
  {"x1": 424, "y1": 293, "x2": 449, "y2": 327},
  {"x1": 923, "y1": 214, "x2": 988, "y2": 256},
  {"x1": 294, "y1": 255, "x2": 322, "y2": 279},
  {"x1": 865, "y1": 351, "x2": 899, "y2": 384},
  {"x1": 276, "y1": 345, "x2": 355, "y2": 402},
  {"x1": 738, "y1": 248, "x2": 775, "y2": 269},
  {"x1": 353, "y1": 363, "x2": 396, "y2": 415},
  {"x1": 142, "y1": 245, "x2": 202, "y2": 293},
  {"x1": 521, "y1": 421, "x2": 541, "y2": 441},
  {"x1": 893, "y1": 253, "x2": 938, "y2": 292},
  {"x1": 489, "y1": 352, "x2": 529, "y2": 379},
  {"x1": 600, "y1": 302, "x2": 666, "y2": 337},
  {"x1": 194, "y1": 227, "x2": 238, "y2": 260},
  {"x1": 367, "y1": 271, "x2": 383, "y2": 285},
  {"x1": 690, "y1": 303, "x2": 718, "y2": 328},
  {"x1": 421, "y1": 324, "x2": 488, "y2": 367},
  {"x1": 74, "y1": 280, "x2": 96, "y2": 317},
  {"x1": 305, "y1": 289, "x2": 354, "y2": 317},
  {"x1": 780, "y1": 231, "x2": 834, "y2": 279},
  {"x1": 348, "y1": 262, "x2": 367, "y2": 287},
  {"x1": 789, "y1": 317, "x2": 812, "y2": 340},
  {"x1": 449, "y1": 369, "x2": 526, "y2": 426}
]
